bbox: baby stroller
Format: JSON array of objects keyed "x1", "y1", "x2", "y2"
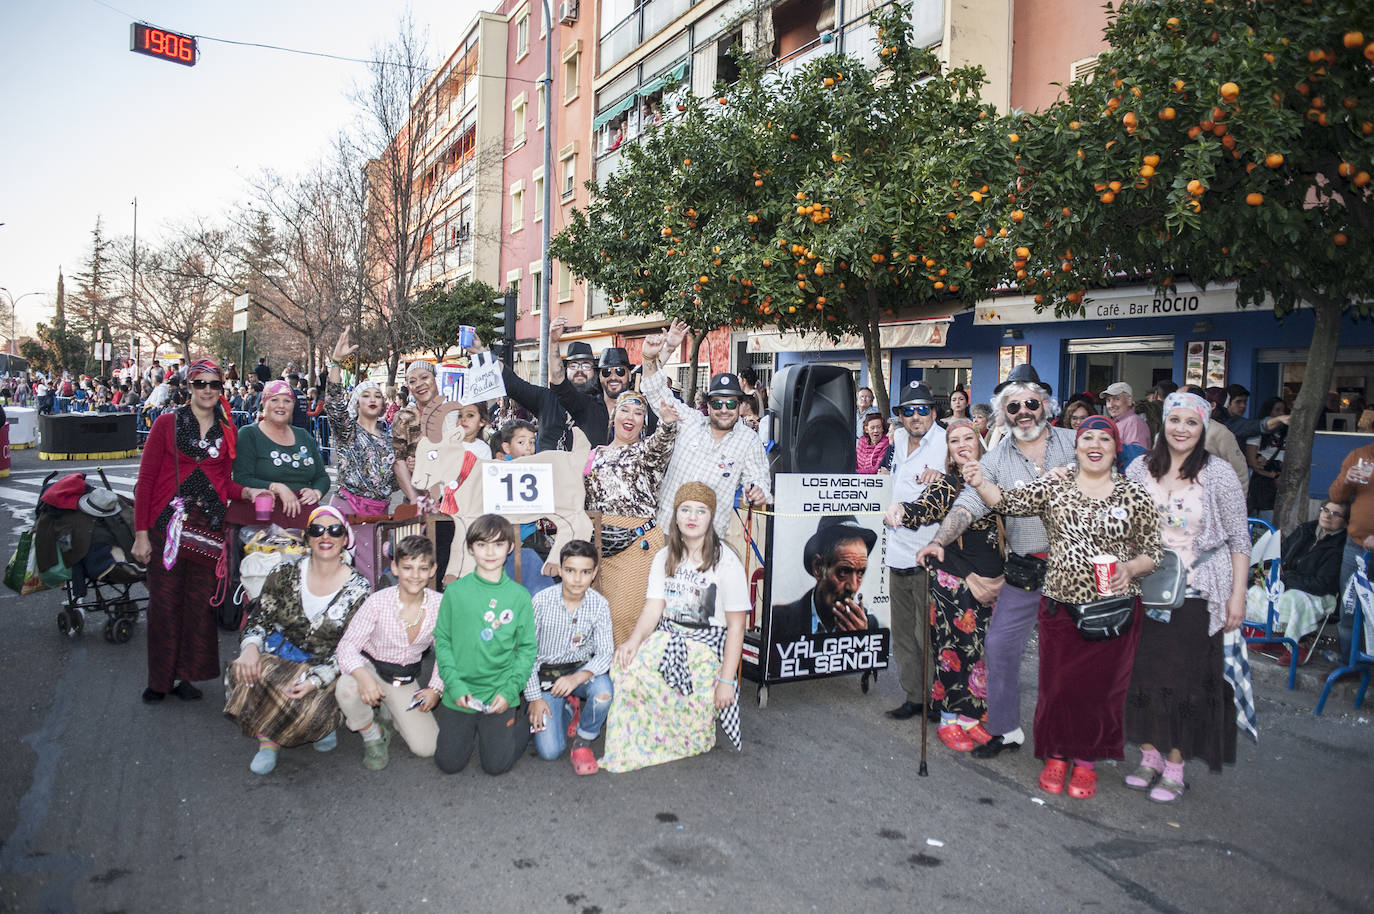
[{"x1": 34, "y1": 470, "x2": 147, "y2": 643}]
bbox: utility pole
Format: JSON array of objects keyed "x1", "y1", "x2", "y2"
[{"x1": 538, "y1": 0, "x2": 556, "y2": 385}]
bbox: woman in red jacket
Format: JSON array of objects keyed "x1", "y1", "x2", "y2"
[{"x1": 132, "y1": 359, "x2": 249, "y2": 703}]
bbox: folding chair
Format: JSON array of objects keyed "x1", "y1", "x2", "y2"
[
  {"x1": 1314, "y1": 552, "x2": 1374, "y2": 715},
  {"x1": 1243, "y1": 518, "x2": 1299, "y2": 690}
]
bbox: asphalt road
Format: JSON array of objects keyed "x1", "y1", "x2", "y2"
[{"x1": 1, "y1": 450, "x2": 1371, "y2": 914}]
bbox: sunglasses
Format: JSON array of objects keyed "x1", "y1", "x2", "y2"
[
  {"x1": 709, "y1": 398, "x2": 738, "y2": 410},
  {"x1": 1004, "y1": 398, "x2": 1042, "y2": 415},
  {"x1": 306, "y1": 523, "x2": 347, "y2": 539},
  {"x1": 600, "y1": 367, "x2": 628, "y2": 377},
  {"x1": 190, "y1": 380, "x2": 224, "y2": 390},
  {"x1": 898, "y1": 404, "x2": 933, "y2": 417}
]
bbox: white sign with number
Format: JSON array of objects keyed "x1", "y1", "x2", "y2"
[{"x1": 482, "y1": 462, "x2": 555, "y2": 515}]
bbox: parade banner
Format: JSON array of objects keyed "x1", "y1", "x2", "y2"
[{"x1": 764, "y1": 473, "x2": 892, "y2": 681}]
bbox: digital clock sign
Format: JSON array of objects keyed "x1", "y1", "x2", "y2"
[{"x1": 129, "y1": 23, "x2": 197, "y2": 67}]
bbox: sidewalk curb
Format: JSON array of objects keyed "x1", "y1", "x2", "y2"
[{"x1": 1248, "y1": 651, "x2": 1366, "y2": 709}]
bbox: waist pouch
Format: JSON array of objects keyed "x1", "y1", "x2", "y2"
[
  {"x1": 1004, "y1": 552, "x2": 1048, "y2": 591},
  {"x1": 265, "y1": 631, "x2": 313, "y2": 663},
  {"x1": 538, "y1": 661, "x2": 583, "y2": 686},
  {"x1": 364, "y1": 652, "x2": 422, "y2": 684},
  {"x1": 1059, "y1": 596, "x2": 1135, "y2": 642}
]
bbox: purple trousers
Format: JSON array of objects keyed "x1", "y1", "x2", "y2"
[{"x1": 983, "y1": 583, "x2": 1043, "y2": 735}]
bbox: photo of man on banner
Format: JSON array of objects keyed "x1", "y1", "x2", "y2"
[{"x1": 771, "y1": 515, "x2": 878, "y2": 645}]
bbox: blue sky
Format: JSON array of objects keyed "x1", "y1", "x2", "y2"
[{"x1": 0, "y1": 0, "x2": 484, "y2": 335}]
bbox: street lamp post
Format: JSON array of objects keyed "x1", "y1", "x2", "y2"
[
  {"x1": 0, "y1": 287, "x2": 44, "y2": 357},
  {"x1": 538, "y1": 0, "x2": 556, "y2": 385}
]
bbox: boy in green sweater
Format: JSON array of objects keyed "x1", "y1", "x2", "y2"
[{"x1": 433, "y1": 514, "x2": 537, "y2": 775}]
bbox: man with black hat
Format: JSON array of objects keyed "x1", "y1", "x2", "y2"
[
  {"x1": 917, "y1": 363, "x2": 1075, "y2": 759},
  {"x1": 639, "y1": 320, "x2": 770, "y2": 535},
  {"x1": 880, "y1": 380, "x2": 948, "y2": 722},
  {"x1": 771, "y1": 515, "x2": 878, "y2": 647},
  {"x1": 548, "y1": 316, "x2": 656, "y2": 448},
  {"x1": 471, "y1": 331, "x2": 575, "y2": 452}
]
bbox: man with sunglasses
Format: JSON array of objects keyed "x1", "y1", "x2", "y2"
[
  {"x1": 916, "y1": 364, "x2": 1076, "y2": 759},
  {"x1": 549, "y1": 316, "x2": 656, "y2": 448},
  {"x1": 879, "y1": 381, "x2": 948, "y2": 721},
  {"x1": 639, "y1": 320, "x2": 770, "y2": 535}
]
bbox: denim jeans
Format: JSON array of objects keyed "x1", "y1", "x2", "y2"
[{"x1": 530, "y1": 672, "x2": 613, "y2": 760}]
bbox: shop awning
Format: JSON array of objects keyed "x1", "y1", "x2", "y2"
[
  {"x1": 592, "y1": 94, "x2": 637, "y2": 130},
  {"x1": 746, "y1": 319, "x2": 951, "y2": 354},
  {"x1": 638, "y1": 60, "x2": 688, "y2": 98}
]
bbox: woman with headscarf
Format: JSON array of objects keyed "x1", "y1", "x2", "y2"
[
  {"x1": 224, "y1": 505, "x2": 372, "y2": 774},
  {"x1": 955, "y1": 414, "x2": 1163, "y2": 799},
  {"x1": 884, "y1": 418, "x2": 1003, "y2": 751},
  {"x1": 323, "y1": 329, "x2": 396, "y2": 582},
  {"x1": 233, "y1": 378, "x2": 330, "y2": 518},
  {"x1": 583, "y1": 390, "x2": 681, "y2": 643},
  {"x1": 600, "y1": 482, "x2": 748, "y2": 772},
  {"x1": 1123, "y1": 391, "x2": 1250, "y2": 803},
  {"x1": 132, "y1": 359, "x2": 240, "y2": 703}
]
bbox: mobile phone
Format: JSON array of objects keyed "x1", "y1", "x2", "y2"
[
  {"x1": 466, "y1": 696, "x2": 490, "y2": 713},
  {"x1": 406, "y1": 693, "x2": 426, "y2": 711}
]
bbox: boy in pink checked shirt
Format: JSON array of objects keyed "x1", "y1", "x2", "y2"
[{"x1": 335, "y1": 535, "x2": 445, "y2": 771}]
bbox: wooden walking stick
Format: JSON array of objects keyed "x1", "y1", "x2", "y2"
[{"x1": 919, "y1": 558, "x2": 933, "y2": 777}]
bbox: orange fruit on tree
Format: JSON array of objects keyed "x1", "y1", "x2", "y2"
[
  {"x1": 1108, "y1": 180, "x2": 1123, "y2": 193},
  {"x1": 1187, "y1": 179, "x2": 1205, "y2": 196},
  {"x1": 973, "y1": 235, "x2": 987, "y2": 249},
  {"x1": 1139, "y1": 164, "x2": 1155, "y2": 178},
  {"x1": 872, "y1": 253, "x2": 885, "y2": 263},
  {"x1": 1166, "y1": 16, "x2": 1179, "y2": 29},
  {"x1": 1219, "y1": 81, "x2": 1239, "y2": 101},
  {"x1": 1338, "y1": 162, "x2": 1355, "y2": 177},
  {"x1": 1334, "y1": 233, "x2": 1349, "y2": 246},
  {"x1": 1245, "y1": 192, "x2": 1264, "y2": 205},
  {"x1": 1122, "y1": 112, "x2": 1138, "y2": 128},
  {"x1": 1100, "y1": 191, "x2": 1116, "y2": 203},
  {"x1": 1187, "y1": 126, "x2": 1202, "y2": 140},
  {"x1": 1344, "y1": 32, "x2": 1364, "y2": 49},
  {"x1": 1015, "y1": 246, "x2": 1030, "y2": 258},
  {"x1": 1265, "y1": 153, "x2": 1284, "y2": 168},
  {"x1": 1160, "y1": 107, "x2": 1176, "y2": 121},
  {"x1": 1069, "y1": 120, "x2": 1081, "y2": 129},
  {"x1": 1356, "y1": 172, "x2": 1372, "y2": 187},
  {"x1": 1008, "y1": 132, "x2": 1020, "y2": 142},
  {"x1": 1011, "y1": 209, "x2": 1025, "y2": 222},
  {"x1": 718, "y1": 97, "x2": 728, "y2": 105},
  {"x1": 1173, "y1": 79, "x2": 1185, "y2": 92},
  {"x1": 1143, "y1": 154, "x2": 1161, "y2": 167}
]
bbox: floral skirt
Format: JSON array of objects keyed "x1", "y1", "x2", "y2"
[
  {"x1": 600, "y1": 629, "x2": 719, "y2": 773},
  {"x1": 930, "y1": 568, "x2": 993, "y2": 719}
]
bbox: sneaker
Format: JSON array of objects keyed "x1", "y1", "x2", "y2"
[
  {"x1": 314, "y1": 730, "x2": 339, "y2": 753},
  {"x1": 250, "y1": 746, "x2": 278, "y2": 775},
  {"x1": 362, "y1": 721, "x2": 392, "y2": 771}
]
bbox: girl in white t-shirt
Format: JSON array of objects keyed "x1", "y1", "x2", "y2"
[{"x1": 600, "y1": 482, "x2": 748, "y2": 772}]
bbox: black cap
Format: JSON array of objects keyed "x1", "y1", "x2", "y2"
[
  {"x1": 562, "y1": 341, "x2": 597, "y2": 364},
  {"x1": 599, "y1": 346, "x2": 631, "y2": 369},
  {"x1": 993, "y1": 363, "x2": 1051, "y2": 397},
  {"x1": 894, "y1": 381, "x2": 935, "y2": 413},
  {"x1": 803, "y1": 515, "x2": 877, "y2": 572},
  {"x1": 708, "y1": 372, "x2": 746, "y2": 397}
]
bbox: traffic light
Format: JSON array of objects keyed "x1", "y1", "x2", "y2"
[{"x1": 492, "y1": 288, "x2": 517, "y2": 361}]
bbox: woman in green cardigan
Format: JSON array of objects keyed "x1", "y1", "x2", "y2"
[{"x1": 234, "y1": 379, "x2": 330, "y2": 518}]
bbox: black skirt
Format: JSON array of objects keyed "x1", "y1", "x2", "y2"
[{"x1": 1124, "y1": 598, "x2": 1237, "y2": 772}]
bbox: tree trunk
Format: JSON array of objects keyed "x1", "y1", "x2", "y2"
[
  {"x1": 1274, "y1": 296, "x2": 1342, "y2": 534},
  {"x1": 685, "y1": 330, "x2": 706, "y2": 406},
  {"x1": 862, "y1": 290, "x2": 889, "y2": 416}
]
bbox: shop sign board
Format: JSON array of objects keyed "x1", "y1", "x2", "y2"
[
  {"x1": 761, "y1": 473, "x2": 892, "y2": 682},
  {"x1": 974, "y1": 282, "x2": 1258, "y2": 326}
]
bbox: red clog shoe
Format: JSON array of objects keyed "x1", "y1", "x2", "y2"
[
  {"x1": 937, "y1": 724, "x2": 976, "y2": 751},
  {"x1": 1039, "y1": 758, "x2": 1070, "y2": 794},
  {"x1": 965, "y1": 723, "x2": 993, "y2": 746},
  {"x1": 1067, "y1": 765, "x2": 1097, "y2": 799}
]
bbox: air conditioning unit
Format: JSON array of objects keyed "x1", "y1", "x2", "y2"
[{"x1": 559, "y1": 0, "x2": 578, "y2": 25}]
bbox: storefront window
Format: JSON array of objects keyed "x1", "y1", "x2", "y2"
[{"x1": 1065, "y1": 335, "x2": 1173, "y2": 402}]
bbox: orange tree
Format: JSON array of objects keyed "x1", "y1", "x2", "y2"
[
  {"x1": 1009, "y1": 0, "x2": 1374, "y2": 530},
  {"x1": 552, "y1": 2, "x2": 1017, "y2": 414}
]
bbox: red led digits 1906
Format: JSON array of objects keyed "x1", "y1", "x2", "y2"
[{"x1": 129, "y1": 23, "x2": 197, "y2": 67}]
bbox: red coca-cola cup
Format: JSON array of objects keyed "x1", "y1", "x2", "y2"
[{"x1": 1091, "y1": 554, "x2": 1118, "y2": 596}]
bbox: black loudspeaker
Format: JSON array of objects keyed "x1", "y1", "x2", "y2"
[
  {"x1": 39, "y1": 412, "x2": 137, "y2": 458},
  {"x1": 768, "y1": 363, "x2": 857, "y2": 474}
]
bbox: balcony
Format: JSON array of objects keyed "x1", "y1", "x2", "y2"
[{"x1": 599, "y1": 0, "x2": 698, "y2": 72}]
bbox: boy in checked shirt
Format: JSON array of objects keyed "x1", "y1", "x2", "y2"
[
  {"x1": 525, "y1": 540, "x2": 614, "y2": 774},
  {"x1": 334, "y1": 535, "x2": 445, "y2": 770}
]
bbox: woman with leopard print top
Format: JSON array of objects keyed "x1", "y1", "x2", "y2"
[{"x1": 961, "y1": 415, "x2": 1163, "y2": 801}]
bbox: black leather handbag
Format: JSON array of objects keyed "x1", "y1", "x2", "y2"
[{"x1": 1062, "y1": 595, "x2": 1135, "y2": 641}]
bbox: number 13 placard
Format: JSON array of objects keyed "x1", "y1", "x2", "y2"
[{"x1": 482, "y1": 463, "x2": 555, "y2": 515}]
